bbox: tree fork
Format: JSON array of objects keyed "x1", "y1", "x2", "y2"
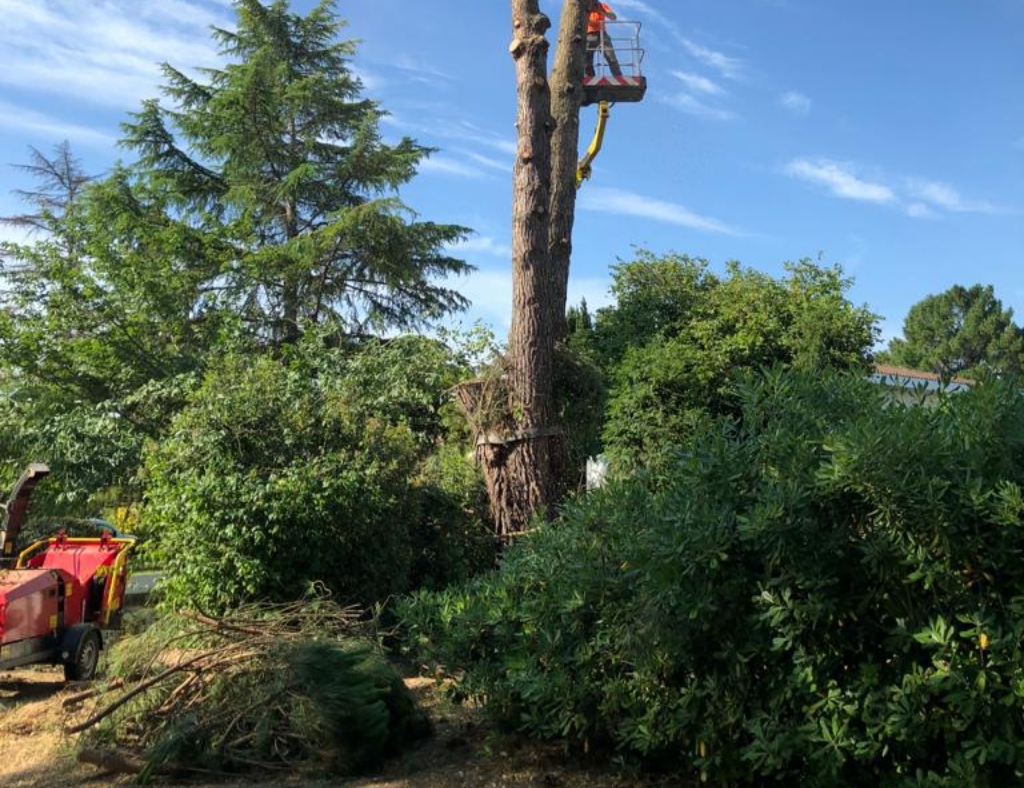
[{"x1": 459, "y1": 1, "x2": 589, "y2": 539}]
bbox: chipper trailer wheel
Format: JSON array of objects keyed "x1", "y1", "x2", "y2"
[{"x1": 62, "y1": 624, "x2": 101, "y2": 681}]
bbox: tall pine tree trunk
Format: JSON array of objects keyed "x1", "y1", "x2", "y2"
[{"x1": 460, "y1": 0, "x2": 588, "y2": 539}]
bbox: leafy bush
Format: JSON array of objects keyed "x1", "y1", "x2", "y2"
[
  {"x1": 582, "y1": 253, "x2": 878, "y2": 471},
  {"x1": 318, "y1": 332, "x2": 498, "y2": 588},
  {"x1": 403, "y1": 368, "x2": 1024, "y2": 786},
  {"x1": 145, "y1": 337, "x2": 491, "y2": 612},
  {"x1": 0, "y1": 372, "x2": 198, "y2": 523},
  {"x1": 408, "y1": 444, "x2": 496, "y2": 591},
  {"x1": 554, "y1": 344, "x2": 606, "y2": 491},
  {"x1": 321, "y1": 334, "x2": 470, "y2": 450}
]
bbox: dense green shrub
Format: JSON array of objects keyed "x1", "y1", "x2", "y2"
[
  {"x1": 321, "y1": 333, "x2": 497, "y2": 588},
  {"x1": 145, "y1": 337, "x2": 492, "y2": 612},
  {"x1": 145, "y1": 352, "x2": 417, "y2": 611},
  {"x1": 0, "y1": 374, "x2": 195, "y2": 514},
  {"x1": 408, "y1": 444, "x2": 496, "y2": 591},
  {"x1": 403, "y1": 368, "x2": 1024, "y2": 786},
  {"x1": 553, "y1": 344, "x2": 607, "y2": 490},
  {"x1": 577, "y1": 253, "x2": 877, "y2": 471}
]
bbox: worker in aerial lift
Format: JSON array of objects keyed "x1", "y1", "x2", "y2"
[{"x1": 585, "y1": 0, "x2": 623, "y2": 79}]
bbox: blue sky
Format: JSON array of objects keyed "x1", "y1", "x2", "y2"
[{"x1": 0, "y1": 0, "x2": 1021, "y2": 345}]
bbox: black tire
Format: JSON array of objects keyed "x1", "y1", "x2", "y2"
[{"x1": 62, "y1": 624, "x2": 101, "y2": 681}]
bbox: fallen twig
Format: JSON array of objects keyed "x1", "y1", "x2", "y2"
[
  {"x1": 65, "y1": 647, "x2": 222, "y2": 734},
  {"x1": 62, "y1": 678, "x2": 124, "y2": 708},
  {"x1": 77, "y1": 747, "x2": 227, "y2": 777}
]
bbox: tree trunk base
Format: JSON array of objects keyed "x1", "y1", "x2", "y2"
[{"x1": 455, "y1": 377, "x2": 568, "y2": 540}]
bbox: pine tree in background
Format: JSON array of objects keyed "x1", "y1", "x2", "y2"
[
  {"x1": 0, "y1": 142, "x2": 92, "y2": 235},
  {"x1": 120, "y1": 0, "x2": 471, "y2": 344}
]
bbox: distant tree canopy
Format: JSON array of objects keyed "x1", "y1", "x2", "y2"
[
  {"x1": 569, "y1": 251, "x2": 880, "y2": 470},
  {"x1": 2, "y1": 0, "x2": 471, "y2": 401},
  {"x1": 879, "y1": 284, "x2": 1024, "y2": 380}
]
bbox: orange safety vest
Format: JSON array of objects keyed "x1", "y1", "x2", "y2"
[{"x1": 587, "y1": 4, "x2": 612, "y2": 34}]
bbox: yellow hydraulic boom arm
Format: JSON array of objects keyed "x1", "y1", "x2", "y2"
[{"x1": 575, "y1": 101, "x2": 610, "y2": 188}]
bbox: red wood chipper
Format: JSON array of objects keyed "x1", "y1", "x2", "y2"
[{"x1": 0, "y1": 464, "x2": 132, "y2": 680}]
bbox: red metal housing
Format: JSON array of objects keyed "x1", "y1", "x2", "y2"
[
  {"x1": 0, "y1": 465, "x2": 133, "y2": 679},
  {"x1": 0, "y1": 569, "x2": 61, "y2": 644}
]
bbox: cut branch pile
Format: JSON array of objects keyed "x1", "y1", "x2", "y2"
[{"x1": 68, "y1": 596, "x2": 430, "y2": 781}]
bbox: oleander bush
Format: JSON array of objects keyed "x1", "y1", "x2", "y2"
[{"x1": 403, "y1": 367, "x2": 1024, "y2": 786}]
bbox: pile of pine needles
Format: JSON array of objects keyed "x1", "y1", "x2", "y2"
[{"x1": 68, "y1": 595, "x2": 430, "y2": 781}]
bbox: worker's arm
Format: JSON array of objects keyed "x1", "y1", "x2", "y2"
[{"x1": 603, "y1": 4, "x2": 617, "y2": 19}]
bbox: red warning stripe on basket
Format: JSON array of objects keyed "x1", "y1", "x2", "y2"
[{"x1": 582, "y1": 75, "x2": 644, "y2": 87}]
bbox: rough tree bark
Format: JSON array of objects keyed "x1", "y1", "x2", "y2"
[
  {"x1": 547, "y1": 0, "x2": 589, "y2": 337},
  {"x1": 459, "y1": 0, "x2": 589, "y2": 540}
]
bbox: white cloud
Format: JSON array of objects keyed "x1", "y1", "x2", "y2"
[
  {"x1": 785, "y1": 159, "x2": 896, "y2": 205},
  {"x1": 610, "y1": 0, "x2": 660, "y2": 15},
  {"x1": 393, "y1": 55, "x2": 453, "y2": 81},
  {"x1": 463, "y1": 151, "x2": 511, "y2": 173},
  {"x1": 909, "y1": 179, "x2": 964, "y2": 210},
  {"x1": 905, "y1": 203, "x2": 936, "y2": 219},
  {"x1": 0, "y1": 100, "x2": 116, "y2": 148},
  {"x1": 606, "y1": 0, "x2": 743, "y2": 79},
  {"x1": 352, "y1": 66, "x2": 386, "y2": 93},
  {"x1": 579, "y1": 186, "x2": 740, "y2": 235},
  {"x1": 785, "y1": 158, "x2": 1010, "y2": 219},
  {"x1": 451, "y1": 121, "x2": 518, "y2": 157},
  {"x1": 0, "y1": 220, "x2": 37, "y2": 246},
  {"x1": 453, "y1": 268, "x2": 513, "y2": 330},
  {"x1": 663, "y1": 93, "x2": 735, "y2": 122},
  {"x1": 385, "y1": 114, "x2": 516, "y2": 159},
  {"x1": 678, "y1": 37, "x2": 744, "y2": 80},
  {"x1": 418, "y1": 155, "x2": 494, "y2": 180},
  {"x1": 450, "y1": 236, "x2": 512, "y2": 259},
  {"x1": 906, "y1": 178, "x2": 1003, "y2": 215},
  {"x1": 0, "y1": 0, "x2": 229, "y2": 110},
  {"x1": 671, "y1": 71, "x2": 725, "y2": 96},
  {"x1": 567, "y1": 274, "x2": 614, "y2": 314},
  {"x1": 779, "y1": 90, "x2": 811, "y2": 115}
]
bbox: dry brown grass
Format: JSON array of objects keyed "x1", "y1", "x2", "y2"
[
  {"x1": 0, "y1": 669, "x2": 665, "y2": 788},
  {"x1": 0, "y1": 667, "x2": 99, "y2": 787}
]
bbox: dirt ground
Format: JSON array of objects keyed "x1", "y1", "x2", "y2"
[{"x1": 1, "y1": 667, "x2": 673, "y2": 788}]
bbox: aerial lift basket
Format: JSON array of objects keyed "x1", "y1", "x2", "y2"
[{"x1": 582, "y1": 20, "x2": 647, "y2": 107}]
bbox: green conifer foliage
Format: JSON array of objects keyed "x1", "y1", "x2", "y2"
[{"x1": 119, "y1": 0, "x2": 471, "y2": 343}]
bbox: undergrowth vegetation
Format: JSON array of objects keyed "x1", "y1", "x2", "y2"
[
  {"x1": 78, "y1": 597, "x2": 428, "y2": 780},
  {"x1": 403, "y1": 368, "x2": 1024, "y2": 786}
]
